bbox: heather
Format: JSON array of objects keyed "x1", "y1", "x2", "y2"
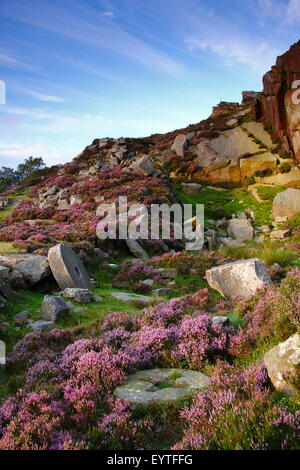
[{"x1": 0, "y1": 276, "x2": 299, "y2": 450}]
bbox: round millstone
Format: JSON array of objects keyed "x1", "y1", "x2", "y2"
[
  {"x1": 114, "y1": 368, "x2": 210, "y2": 405},
  {"x1": 48, "y1": 243, "x2": 91, "y2": 290}
]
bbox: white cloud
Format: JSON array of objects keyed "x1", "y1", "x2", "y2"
[
  {"x1": 0, "y1": 141, "x2": 64, "y2": 167},
  {"x1": 0, "y1": 49, "x2": 38, "y2": 71},
  {"x1": 103, "y1": 10, "x2": 115, "y2": 18},
  {"x1": 15, "y1": 87, "x2": 64, "y2": 103}
]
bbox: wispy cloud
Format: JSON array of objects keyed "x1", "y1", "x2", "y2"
[
  {"x1": 0, "y1": 48, "x2": 38, "y2": 71},
  {"x1": 103, "y1": 10, "x2": 115, "y2": 18},
  {"x1": 15, "y1": 87, "x2": 64, "y2": 103},
  {"x1": 0, "y1": 0, "x2": 184, "y2": 75}
]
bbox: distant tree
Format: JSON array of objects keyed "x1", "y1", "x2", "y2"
[
  {"x1": 17, "y1": 156, "x2": 46, "y2": 179},
  {"x1": 0, "y1": 157, "x2": 47, "y2": 193},
  {"x1": 0, "y1": 166, "x2": 20, "y2": 192}
]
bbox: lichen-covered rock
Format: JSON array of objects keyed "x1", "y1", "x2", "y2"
[
  {"x1": 227, "y1": 218, "x2": 254, "y2": 241},
  {"x1": 40, "y1": 295, "x2": 70, "y2": 322},
  {"x1": 114, "y1": 369, "x2": 210, "y2": 404},
  {"x1": 14, "y1": 255, "x2": 50, "y2": 286},
  {"x1": 110, "y1": 292, "x2": 151, "y2": 303},
  {"x1": 130, "y1": 155, "x2": 154, "y2": 176},
  {"x1": 240, "y1": 152, "x2": 277, "y2": 178},
  {"x1": 171, "y1": 134, "x2": 188, "y2": 157},
  {"x1": 264, "y1": 333, "x2": 300, "y2": 398},
  {"x1": 62, "y1": 288, "x2": 93, "y2": 304},
  {"x1": 206, "y1": 258, "x2": 272, "y2": 300}
]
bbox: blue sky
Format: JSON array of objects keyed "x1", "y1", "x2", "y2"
[{"x1": 0, "y1": 0, "x2": 299, "y2": 168}]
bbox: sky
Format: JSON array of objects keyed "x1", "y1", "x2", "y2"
[{"x1": 0, "y1": 0, "x2": 300, "y2": 168}]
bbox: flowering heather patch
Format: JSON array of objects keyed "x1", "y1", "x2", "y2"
[
  {"x1": 229, "y1": 268, "x2": 300, "y2": 357},
  {"x1": 0, "y1": 291, "x2": 235, "y2": 450},
  {"x1": 174, "y1": 361, "x2": 300, "y2": 450},
  {"x1": 113, "y1": 259, "x2": 163, "y2": 292},
  {"x1": 150, "y1": 251, "x2": 223, "y2": 277}
]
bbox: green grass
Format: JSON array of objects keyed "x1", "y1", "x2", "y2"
[
  {"x1": 256, "y1": 186, "x2": 285, "y2": 202},
  {"x1": 0, "y1": 187, "x2": 32, "y2": 222},
  {"x1": 0, "y1": 242, "x2": 26, "y2": 254},
  {"x1": 221, "y1": 242, "x2": 299, "y2": 267},
  {"x1": 175, "y1": 185, "x2": 275, "y2": 225}
]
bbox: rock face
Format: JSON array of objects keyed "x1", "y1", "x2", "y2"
[
  {"x1": 40, "y1": 295, "x2": 70, "y2": 322},
  {"x1": 48, "y1": 243, "x2": 91, "y2": 290},
  {"x1": 262, "y1": 41, "x2": 300, "y2": 161},
  {"x1": 114, "y1": 369, "x2": 210, "y2": 404},
  {"x1": 206, "y1": 258, "x2": 272, "y2": 300},
  {"x1": 264, "y1": 333, "x2": 300, "y2": 398},
  {"x1": 227, "y1": 219, "x2": 254, "y2": 241},
  {"x1": 240, "y1": 152, "x2": 277, "y2": 178},
  {"x1": 14, "y1": 256, "x2": 51, "y2": 286},
  {"x1": 272, "y1": 188, "x2": 300, "y2": 221}
]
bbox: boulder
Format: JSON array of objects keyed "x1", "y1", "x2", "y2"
[
  {"x1": 14, "y1": 311, "x2": 29, "y2": 325},
  {"x1": 0, "y1": 280, "x2": 11, "y2": 302},
  {"x1": 158, "y1": 268, "x2": 177, "y2": 279},
  {"x1": 14, "y1": 255, "x2": 51, "y2": 286},
  {"x1": 48, "y1": 243, "x2": 91, "y2": 290},
  {"x1": 171, "y1": 134, "x2": 188, "y2": 157},
  {"x1": 70, "y1": 195, "x2": 83, "y2": 206},
  {"x1": 270, "y1": 230, "x2": 291, "y2": 240},
  {"x1": 272, "y1": 188, "x2": 300, "y2": 221},
  {"x1": 264, "y1": 333, "x2": 300, "y2": 398},
  {"x1": 0, "y1": 266, "x2": 9, "y2": 279},
  {"x1": 62, "y1": 288, "x2": 93, "y2": 304},
  {"x1": 130, "y1": 155, "x2": 154, "y2": 176},
  {"x1": 126, "y1": 238, "x2": 149, "y2": 261},
  {"x1": 152, "y1": 288, "x2": 171, "y2": 296},
  {"x1": 40, "y1": 295, "x2": 70, "y2": 322},
  {"x1": 227, "y1": 218, "x2": 254, "y2": 241},
  {"x1": 182, "y1": 183, "x2": 202, "y2": 194},
  {"x1": 57, "y1": 199, "x2": 70, "y2": 211},
  {"x1": 206, "y1": 258, "x2": 272, "y2": 300},
  {"x1": 220, "y1": 237, "x2": 245, "y2": 248},
  {"x1": 212, "y1": 316, "x2": 230, "y2": 327},
  {"x1": 114, "y1": 369, "x2": 210, "y2": 405},
  {"x1": 29, "y1": 320, "x2": 55, "y2": 331},
  {"x1": 110, "y1": 292, "x2": 151, "y2": 303}
]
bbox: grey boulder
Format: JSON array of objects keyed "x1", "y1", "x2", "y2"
[
  {"x1": 206, "y1": 258, "x2": 272, "y2": 300},
  {"x1": 15, "y1": 255, "x2": 50, "y2": 286},
  {"x1": 40, "y1": 295, "x2": 70, "y2": 322}
]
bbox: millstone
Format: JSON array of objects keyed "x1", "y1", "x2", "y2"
[
  {"x1": 48, "y1": 243, "x2": 91, "y2": 290},
  {"x1": 114, "y1": 368, "x2": 210, "y2": 404}
]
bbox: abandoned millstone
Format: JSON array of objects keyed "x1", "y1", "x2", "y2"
[
  {"x1": 48, "y1": 243, "x2": 91, "y2": 290},
  {"x1": 264, "y1": 333, "x2": 300, "y2": 398},
  {"x1": 62, "y1": 288, "x2": 93, "y2": 304},
  {"x1": 126, "y1": 239, "x2": 149, "y2": 261},
  {"x1": 114, "y1": 369, "x2": 210, "y2": 405},
  {"x1": 206, "y1": 258, "x2": 272, "y2": 300},
  {"x1": 40, "y1": 295, "x2": 70, "y2": 322},
  {"x1": 29, "y1": 320, "x2": 55, "y2": 331},
  {"x1": 110, "y1": 292, "x2": 151, "y2": 303},
  {"x1": 15, "y1": 255, "x2": 50, "y2": 286},
  {"x1": 227, "y1": 218, "x2": 254, "y2": 241}
]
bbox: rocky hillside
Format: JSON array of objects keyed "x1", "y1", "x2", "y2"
[{"x1": 0, "y1": 42, "x2": 299, "y2": 452}]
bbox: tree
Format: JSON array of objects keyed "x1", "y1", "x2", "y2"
[
  {"x1": 17, "y1": 156, "x2": 45, "y2": 179},
  {"x1": 0, "y1": 166, "x2": 20, "y2": 192}
]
